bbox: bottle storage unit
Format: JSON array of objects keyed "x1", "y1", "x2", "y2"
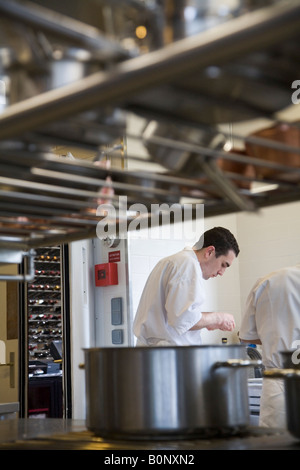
[
  {"x1": 27, "y1": 246, "x2": 63, "y2": 418},
  {"x1": 28, "y1": 246, "x2": 62, "y2": 362}
]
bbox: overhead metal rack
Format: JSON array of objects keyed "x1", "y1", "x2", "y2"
[{"x1": 0, "y1": 0, "x2": 299, "y2": 253}]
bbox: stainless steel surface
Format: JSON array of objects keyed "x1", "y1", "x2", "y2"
[
  {"x1": 0, "y1": 352, "x2": 15, "y2": 388},
  {"x1": 83, "y1": 345, "x2": 259, "y2": 439},
  {"x1": 0, "y1": 2, "x2": 299, "y2": 139},
  {"x1": 0, "y1": 1, "x2": 299, "y2": 251},
  {"x1": 0, "y1": 419, "x2": 298, "y2": 450},
  {"x1": 0, "y1": 402, "x2": 19, "y2": 420},
  {"x1": 0, "y1": 249, "x2": 35, "y2": 281},
  {"x1": 264, "y1": 350, "x2": 300, "y2": 439},
  {"x1": 0, "y1": 0, "x2": 129, "y2": 59}
]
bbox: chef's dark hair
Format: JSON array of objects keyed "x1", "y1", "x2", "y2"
[{"x1": 194, "y1": 227, "x2": 240, "y2": 257}]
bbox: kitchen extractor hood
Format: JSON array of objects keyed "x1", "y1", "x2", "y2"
[{"x1": 0, "y1": 0, "x2": 299, "y2": 258}]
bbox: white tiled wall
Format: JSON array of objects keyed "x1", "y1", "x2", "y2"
[
  {"x1": 237, "y1": 200, "x2": 300, "y2": 311},
  {"x1": 128, "y1": 200, "x2": 300, "y2": 345},
  {"x1": 200, "y1": 213, "x2": 241, "y2": 344}
]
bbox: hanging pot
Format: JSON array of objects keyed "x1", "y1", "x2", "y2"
[
  {"x1": 216, "y1": 149, "x2": 256, "y2": 189},
  {"x1": 81, "y1": 345, "x2": 260, "y2": 439},
  {"x1": 245, "y1": 123, "x2": 300, "y2": 181}
]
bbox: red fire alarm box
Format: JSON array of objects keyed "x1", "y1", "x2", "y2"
[{"x1": 95, "y1": 263, "x2": 118, "y2": 287}]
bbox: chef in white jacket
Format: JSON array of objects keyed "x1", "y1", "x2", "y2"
[
  {"x1": 239, "y1": 264, "x2": 300, "y2": 428},
  {"x1": 133, "y1": 227, "x2": 239, "y2": 347}
]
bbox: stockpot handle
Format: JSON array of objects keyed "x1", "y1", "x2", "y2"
[
  {"x1": 213, "y1": 359, "x2": 263, "y2": 369},
  {"x1": 264, "y1": 368, "x2": 300, "y2": 379}
]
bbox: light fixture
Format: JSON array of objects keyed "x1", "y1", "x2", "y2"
[{"x1": 135, "y1": 25, "x2": 147, "y2": 40}]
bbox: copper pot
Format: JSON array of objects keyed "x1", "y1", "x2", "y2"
[
  {"x1": 245, "y1": 123, "x2": 300, "y2": 181},
  {"x1": 217, "y1": 149, "x2": 256, "y2": 189}
]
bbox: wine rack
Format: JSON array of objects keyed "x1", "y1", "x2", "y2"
[{"x1": 28, "y1": 246, "x2": 62, "y2": 363}]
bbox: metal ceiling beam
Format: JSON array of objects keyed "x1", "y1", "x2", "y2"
[
  {"x1": 0, "y1": 0, "x2": 129, "y2": 58},
  {"x1": 0, "y1": 1, "x2": 299, "y2": 140}
]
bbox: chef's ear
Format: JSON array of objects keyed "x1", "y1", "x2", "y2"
[{"x1": 206, "y1": 246, "x2": 215, "y2": 257}]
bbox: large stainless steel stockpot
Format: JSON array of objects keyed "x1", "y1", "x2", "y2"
[
  {"x1": 264, "y1": 350, "x2": 300, "y2": 439},
  {"x1": 82, "y1": 345, "x2": 260, "y2": 439}
]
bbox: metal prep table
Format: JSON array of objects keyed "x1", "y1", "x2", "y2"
[{"x1": 0, "y1": 419, "x2": 299, "y2": 451}]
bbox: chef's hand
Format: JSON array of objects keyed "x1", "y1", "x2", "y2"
[
  {"x1": 207, "y1": 312, "x2": 235, "y2": 331},
  {"x1": 192, "y1": 312, "x2": 235, "y2": 331},
  {"x1": 215, "y1": 313, "x2": 236, "y2": 331}
]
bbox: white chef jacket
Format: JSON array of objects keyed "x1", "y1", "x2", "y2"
[
  {"x1": 239, "y1": 264, "x2": 300, "y2": 428},
  {"x1": 133, "y1": 247, "x2": 205, "y2": 346}
]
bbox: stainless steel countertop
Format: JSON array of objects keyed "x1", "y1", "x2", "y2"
[
  {"x1": 0, "y1": 419, "x2": 299, "y2": 450},
  {"x1": 0, "y1": 402, "x2": 19, "y2": 415}
]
